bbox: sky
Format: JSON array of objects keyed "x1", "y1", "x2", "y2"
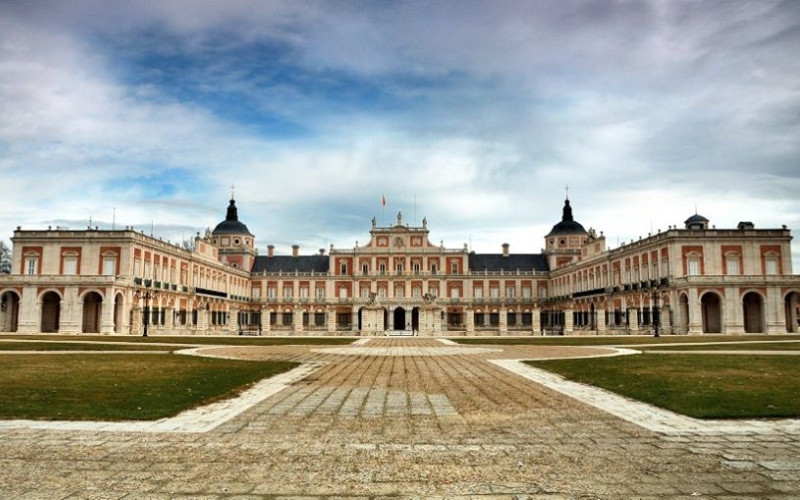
[{"x1": 1, "y1": 0, "x2": 799, "y2": 268}]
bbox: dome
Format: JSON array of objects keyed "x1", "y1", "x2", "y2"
[
  {"x1": 684, "y1": 213, "x2": 709, "y2": 230},
  {"x1": 684, "y1": 213, "x2": 709, "y2": 224},
  {"x1": 546, "y1": 199, "x2": 587, "y2": 237},
  {"x1": 212, "y1": 199, "x2": 253, "y2": 236}
]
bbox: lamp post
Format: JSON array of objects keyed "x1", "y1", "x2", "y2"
[
  {"x1": 135, "y1": 280, "x2": 158, "y2": 337},
  {"x1": 652, "y1": 288, "x2": 661, "y2": 337}
]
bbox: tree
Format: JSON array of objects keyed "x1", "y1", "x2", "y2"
[{"x1": 0, "y1": 240, "x2": 10, "y2": 274}]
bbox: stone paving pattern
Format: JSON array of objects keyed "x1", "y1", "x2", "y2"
[{"x1": 1, "y1": 338, "x2": 799, "y2": 498}]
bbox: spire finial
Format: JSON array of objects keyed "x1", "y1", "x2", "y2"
[
  {"x1": 565, "y1": 184, "x2": 569, "y2": 200},
  {"x1": 231, "y1": 184, "x2": 235, "y2": 200}
]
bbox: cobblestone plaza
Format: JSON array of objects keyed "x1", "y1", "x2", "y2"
[{"x1": 1, "y1": 338, "x2": 799, "y2": 498}]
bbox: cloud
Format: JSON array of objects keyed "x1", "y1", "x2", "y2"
[{"x1": 0, "y1": 0, "x2": 799, "y2": 268}]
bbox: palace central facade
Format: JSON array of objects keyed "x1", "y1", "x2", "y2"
[{"x1": 1, "y1": 197, "x2": 799, "y2": 336}]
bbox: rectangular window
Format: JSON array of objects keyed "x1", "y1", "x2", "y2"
[
  {"x1": 25, "y1": 257, "x2": 38, "y2": 275},
  {"x1": 505, "y1": 287, "x2": 515, "y2": 298},
  {"x1": 103, "y1": 257, "x2": 116, "y2": 276},
  {"x1": 413, "y1": 263, "x2": 420, "y2": 274},
  {"x1": 340, "y1": 263, "x2": 348, "y2": 275},
  {"x1": 268, "y1": 287, "x2": 276, "y2": 299},
  {"x1": 396, "y1": 264, "x2": 403, "y2": 275},
  {"x1": 252, "y1": 287, "x2": 261, "y2": 299},
  {"x1": 490, "y1": 288, "x2": 499, "y2": 298},
  {"x1": 338, "y1": 287, "x2": 347, "y2": 299},
  {"x1": 63, "y1": 257, "x2": 77, "y2": 275},
  {"x1": 379, "y1": 263, "x2": 386, "y2": 275},
  {"x1": 522, "y1": 287, "x2": 531, "y2": 298},
  {"x1": 362, "y1": 263, "x2": 369, "y2": 275},
  {"x1": 450, "y1": 287, "x2": 460, "y2": 299},
  {"x1": 766, "y1": 258, "x2": 778, "y2": 275},
  {"x1": 451, "y1": 262, "x2": 459, "y2": 274},
  {"x1": 687, "y1": 258, "x2": 700, "y2": 276},
  {"x1": 431, "y1": 264, "x2": 437, "y2": 275},
  {"x1": 474, "y1": 287, "x2": 483, "y2": 299},
  {"x1": 300, "y1": 287, "x2": 309, "y2": 298},
  {"x1": 316, "y1": 288, "x2": 325, "y2": 300},
  {"x1": 283, "y1": 287, "x2": 293, "y2": 299},
  {"x1": 361, "y1": 287, "x2": 370, "y2": 298},
  {"x1": 726, "y1": 257, "x2": 740, "y2": 275},
  {"x1": 395, "y1": 286, "x2": 404, "y2": 298},
  {"x1": 378, "y1": 288, "x2": 387, "y2": 299},
  {"x1": 412, "y1": 286, "x2": 422, "y2": 298}
]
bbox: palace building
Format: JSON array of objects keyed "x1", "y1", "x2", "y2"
[{"x1": 1, "y1": 196, "x2": 799, "y2": 336}]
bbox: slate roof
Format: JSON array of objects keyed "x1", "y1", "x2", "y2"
[
  {"x1": 468, "y1": 253, "x2": 549, "y2": 273},
  {"x1": 251, "y1": 255, "x2": 330, "y2": 274}
]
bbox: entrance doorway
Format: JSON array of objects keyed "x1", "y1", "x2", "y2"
[
  {"x1": 41, "y1": 291, "x2": 61, "y2": 333},
  {"x1": 678, "y1": 293, "x2": 689, "y2": 334},
  {"x1": 1, "y1": 291, "x2": 20, "y2": 332},
  {"x1": 82, "y1": 291, "x2": 103, "y2": 333},
  {"x1": 743, "y1": 292, "x2": 764, "y2": 333},
  {"x1": 393, "y1": 307, "x2": 406, "y2": 331},
  {"x1": 785, "y1": 291, "x2": 799, "y2": 333},
  {"x1": 701, "y1": 292, "x2": 722, "y2": 333}
]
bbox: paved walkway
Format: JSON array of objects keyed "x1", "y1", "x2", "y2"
[{"x1": 1, "y1": 338, "x2": 799, "y2": 498}]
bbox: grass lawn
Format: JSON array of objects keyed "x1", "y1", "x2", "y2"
[
  {"x1": 0, "y1": 341, "x2": 177, "y2": 351},
  {"x1": 526, "y1": 353, "x2": 800, "y2": 419},
  {"x1": 639, "y1": 341, "x2": 800, "y2": 351},
  {"x1": 0, "y1": 353, "x2": 298, "y2": 421},
  {"x1": 0, "y1": 334, "x2": 355, "y2": 346},
  {"x1": 453, "y1": 334, "x2": 800, "y2": 347}
]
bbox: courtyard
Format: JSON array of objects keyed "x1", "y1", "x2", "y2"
[{"x1": 0, "y1": 337, "x2": 799, "y2": 498}]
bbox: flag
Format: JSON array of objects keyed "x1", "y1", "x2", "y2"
[{"x1": 381, "y1": 194, "x2": 386, "y2": 207}]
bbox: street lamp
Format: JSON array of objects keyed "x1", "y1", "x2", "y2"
[
  {"x1": 134, "y1": 280, "x2": 159, "y2": 337},
  {"x1": 651, "y1": 288, "x2": 661, "y2": 337}
]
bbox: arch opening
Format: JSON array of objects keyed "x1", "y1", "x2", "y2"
[
  {"x1": 41, "y1": 291, "x2": 61, "y2": 333},
  {"x1": 701, "y1": 292, "x2": 722, "y2": 333},
  {"x1": 743, "y1": 292, "x2": 764, "y2": 333}
]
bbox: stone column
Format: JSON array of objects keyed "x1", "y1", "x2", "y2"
[
  {"x1": 387, "y1": 307, "x2": 395, "y2": 330},
  {"x1": 351, "y1": 307, "x2": 359, "y2": 332},
  {"x1": 261, "y1": 305, "x2": 271, "y2": 334},
  {"x1": 327, "y1": 306, "x2": 336, "y2": 334},
  {"x1": 197, "y1": 307, "x2": 208, "y2": 333},
  {"x1": 596, "y1": 308, "x2": 606, "y2": 333},
  {"x1": 130, "y1": 305, "x2": 142, "y2": 335},
  {"x1": 628, "y1": 307, "x2": 639, "y2": 334},
  {"x1": 725, "y1": 288, "x2": 744, "y2": 334},
  {"x1": 60, "y1": 288, "x2": 81, "y2": 334},
  {"x1": 15, "y1": 287, "x2": 35, "y2": 333},
  {"x1": 465, "y1": 307, "x2": 474, "y2": 334},
  {"x1": 688, "y1": 288, "x2": 702, "y2": 335},
  {"x1": 230, "y1": 305, "x2": 240, "y2": 335},
  {"x1": 294, "y1": 305, "x2": 304, "y2": 334},
  {"x1": 433, "y1": 308, "x2": 442, "y2": 335},
  {"x1": 531, "y1": 307, "x2": 541, "y2": 334},
  {"x1": 100, "y1": 292, "x2": 116, "y2": 334},
  {"x1": 766, "y1": 286, "x2": 785, "y2": 333},
  {"x1": 661, "y1": 304, "x2": 672, "y2": 334},
  {"x1": 499, "y1": 308, "x2": 508, "y2": 335},
  {"x1": 164, "y1": 305, "x2": 175, "y2": 333},
  {"x1": 563, "y1": 308, "x2": 573, "y2": 335}
]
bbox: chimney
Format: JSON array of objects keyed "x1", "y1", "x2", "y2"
[
  {"x1": 319, "y1": 248, "x2": 325, "y2": 256},
  {"x1": 267, "y1": 245, "x2": 274, "y2": 257},
  {"x1": 292, "y1": 244, "x2": 299, "y2": 257},
  {"x1": 502, "y1": 243, "x2": 509, "y2": 257}
]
